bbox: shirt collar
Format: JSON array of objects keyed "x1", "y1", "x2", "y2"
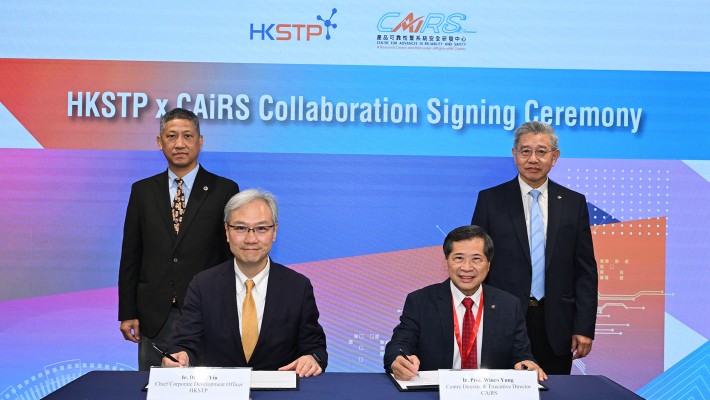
[
  {"x1": 450, "y1": 281, "x2": 483, "y2": 307},
  {"x1": 234, "y1": 258, "x2": 271, "y2": 293},
  {"x1": 168, "y1": 164, "x2": 200, "y2": 191},
  {"x1": 517, "y1": 175, "x2": 549, "y2": 198}
]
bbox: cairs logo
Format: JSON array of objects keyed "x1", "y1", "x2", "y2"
[
  {"x1": 375, "y1": 11, "x2": 475, "y2": 51},
  {"x1": 377, "y1": 12, "x2": 474, "y2": 34},
  {"x1": 250, "y1": 8, "x2": 338, "y2": 41}
]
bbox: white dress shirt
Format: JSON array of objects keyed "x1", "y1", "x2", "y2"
[{"x1": 234, "y1": 259, "x2": 270, "y2": 335}]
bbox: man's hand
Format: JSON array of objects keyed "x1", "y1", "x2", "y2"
[
  {"x1": 571, "y1": 335, "x2": 593, "y2": 359},
  {"x1": 161, "y1": 351, "x2": 189, "y2": 367},
  {"x1": 119, "y1": 319, "x2": 141, "y2": 343},
  {"x1": 391, "y1": 354, "x2": 420, "y2": 381},
  {"x1": 515, "y1": 360, "x2": 547, "y2": 381},
  {"x1": 279, "y1": 355, "x2": 322, "y2": 377}
]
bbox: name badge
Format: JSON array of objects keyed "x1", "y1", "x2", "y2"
[
  {"x1": 439, "y1": 369, "x2": 539, "y2": 400},
  {"x1": 147, "y1": 367, "x2": 251, "y2": 400}
]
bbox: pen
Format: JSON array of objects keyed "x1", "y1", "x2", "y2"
[
  {"x1": 398, "y1": 348, "x2": 419, "y2": 376},
  {"x1": 152, "y1": 342, "x2": 179, "y2": 363}
]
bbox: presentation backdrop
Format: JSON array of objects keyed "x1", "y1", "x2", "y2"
[{"x1": 1, "y1": 1, "x2": 708, "y2": 398}]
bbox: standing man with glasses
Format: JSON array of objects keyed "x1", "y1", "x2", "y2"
[
  {"x1": 471, "y1": 121, "x2": 598, "y2": 374},
  {"x1": 118, "y1": 108, "x2": 239, "y2": 370},
  {"x1": 161, "y1": 189, "x2": 327, "y2": 377}
]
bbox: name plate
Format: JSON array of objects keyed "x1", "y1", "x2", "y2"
[
  {"x1": 147, "y1": 367, "x2": 251, "y2": 400},
  {"x1": 439, "y1": 369, "x2": 539, "y2": 400}
]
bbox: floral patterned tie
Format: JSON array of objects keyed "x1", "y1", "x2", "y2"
[{"x1": 172, "y1": 178, "x2": 185, "y2": 233}]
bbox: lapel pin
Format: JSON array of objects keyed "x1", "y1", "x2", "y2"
[
  {"x1": 557, "y1": 195, "x2": 562, "y2": 199},
  {"x1": 203, "y1": 186, "x2": 209, "y2": 191},
  {"x1": 490, "y1": 304, "x2": 496, "y2": 310}
]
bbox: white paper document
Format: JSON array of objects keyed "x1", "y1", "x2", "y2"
[
  {"x1": 251, "y1": 370, "x2": 298, "y2": 390},
  {"x1": 390, "y1": 370, "x2": 439, "y2": 390}
]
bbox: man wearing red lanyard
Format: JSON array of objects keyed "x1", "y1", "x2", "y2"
[{"x1": 384, "y1": 225, "x2": 547, "y2": 382}]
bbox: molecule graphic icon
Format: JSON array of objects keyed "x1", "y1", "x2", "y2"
[{"x1": 317, "y1": 8, "x2": 338, "y2": 40}]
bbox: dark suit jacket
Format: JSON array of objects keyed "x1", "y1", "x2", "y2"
[
  {"x1": 168, "y1": 259, "x2": 328, "y2": 370},
  {"x1": 118, "y1": 167, "x2": 239, "y2": 337},
  {"x1": 384, "y1": 282, "x2": 533, "y2": 371},
  {"x1": 471, "y1": 177, "x2": 598, "y2": 355}
]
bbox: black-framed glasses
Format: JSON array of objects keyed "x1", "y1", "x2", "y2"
[{"x1": 226, "y1": 224, "x2": 275, "y2": 235}]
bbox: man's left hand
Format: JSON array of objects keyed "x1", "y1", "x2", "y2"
[
  {"x1": 278, "y1": 355, "x2": 322, "y2": 377},
  {"x1": 571, "y1": 335, "x2": 593, "y2": 359}
]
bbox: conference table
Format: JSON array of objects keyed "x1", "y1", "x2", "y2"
[{"x1": 44, "y1": 370, "x2": 644, "y2": 399}]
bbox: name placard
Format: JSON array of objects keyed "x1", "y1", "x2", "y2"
[
  {"x1": 147, "y1": 367, "x2": 251, "y2": 400},
  {"x1": 439, "y1": 369, "x2": 539, "y2": 400}
]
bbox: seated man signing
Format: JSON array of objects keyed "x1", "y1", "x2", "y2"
[
  {"x1": 162, "y1": 189, "x2": 327, "y2": 377},
  {"x1": 384, "y1": 225, "x2": 546, "y2": 381}
]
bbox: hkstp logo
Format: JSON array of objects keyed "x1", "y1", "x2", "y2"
[
  {"x1": 250, "y1": 8, "x2": 338, "y2": 41},
  {"x1": 377, "y1": 12, "x2": 474, "y2": 34}
]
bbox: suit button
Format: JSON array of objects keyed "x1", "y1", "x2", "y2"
[{"x1": 173, "y1": 258, "x2": 179, "y2": 263}]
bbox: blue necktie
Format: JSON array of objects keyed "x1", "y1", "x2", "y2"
[{"x1": 529, "y1": 189, "x2": 545, "y2": 300}]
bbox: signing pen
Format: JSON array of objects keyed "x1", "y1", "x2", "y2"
[
  {"x1": 399, "y1": 348, "x2": 419, "y2": 376},
  {"x1": 152, "y1": 342, "x2": 179, "y2": 363}
]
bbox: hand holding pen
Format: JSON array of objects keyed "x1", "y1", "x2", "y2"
[
  {"x1": 392, "y1": 348, "x2": 420, "y2": 380},
  {"x1": 153, "y1": 343, "x2": 189, "y2": 367}
]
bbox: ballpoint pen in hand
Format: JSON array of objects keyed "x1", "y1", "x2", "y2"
[{"x1": 152, "y1": 342, "x2": 179, "y2": 363}]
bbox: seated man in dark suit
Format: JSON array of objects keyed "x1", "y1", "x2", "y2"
[
  {"x1": 162, "y1": 189, "x2": 327, "y2": 377},
  {"x1": 384, "y1": 225, "x2": 546, "y2": 381}
]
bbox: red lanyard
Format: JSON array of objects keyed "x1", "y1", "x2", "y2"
[{"x1": 452, "y1": 289, "x2": 484, "y2": 363}]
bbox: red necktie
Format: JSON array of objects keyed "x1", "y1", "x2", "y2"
[{"x1": 461, "y1": 297, "x2": 478, "y2": 369}]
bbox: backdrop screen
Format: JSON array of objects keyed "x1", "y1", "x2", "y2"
[{"x1": 1, "y1": 2, "x2": 708, "y2": 399}]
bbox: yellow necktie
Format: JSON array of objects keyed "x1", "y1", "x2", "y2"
[{"x1": 242, "y1": 279, "x2": 258, "y2": 362}]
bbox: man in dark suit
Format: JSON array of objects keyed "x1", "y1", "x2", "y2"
[
  {"x1": 384, "y1": 225, "x2": 546, "y2": 382},
  {"x1": 471, "y1": 121, "x2": 598, "y2": 374},
  {"x1": 162, "y1": 189, "x2": 327, "y2": 377},
  {"x1": 118, "y1": 108, "x2": 239, "y2": 370}
]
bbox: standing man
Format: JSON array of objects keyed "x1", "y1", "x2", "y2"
[
  {"x1": 162, "y1": 189, "x2": 327, "y2": 377},
  {"x1": 118, "y1": 107, "x2": 239, "y2": 370},
  {"x1": 471, "y1": 121, "x2": 598, "y2": 374}
]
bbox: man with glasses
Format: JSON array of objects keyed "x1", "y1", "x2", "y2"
[
  {"x1": 161, "y1": 189, "x2": 328, "y2": 377},
  {"x1": 118, "y1": 108, "x2": 239, "y2": 370},
  {"x1": 471, "y1": 121, "x2": 598, "y2": 374}
]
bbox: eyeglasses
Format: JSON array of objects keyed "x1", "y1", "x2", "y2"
[
  {"x1": 516, "y1": 148, "x2": 553, "y2": 159},
  {"x1": 227, "y1": 224, "x2": 275, "y2": 235}
]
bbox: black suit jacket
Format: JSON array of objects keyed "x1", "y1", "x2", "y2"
[
  {"x1": 118, "y1": 166, "x2": 238, "y2": 337},
  {"x1": 169, "y1": 259, "x2": 328, "y2": 370},
  {"x1": 384, "y1": 282, "x2": 533, "y2": 371},
  {"x1": 471, "y1": 177, "x2": 598, "y2": 355}
]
